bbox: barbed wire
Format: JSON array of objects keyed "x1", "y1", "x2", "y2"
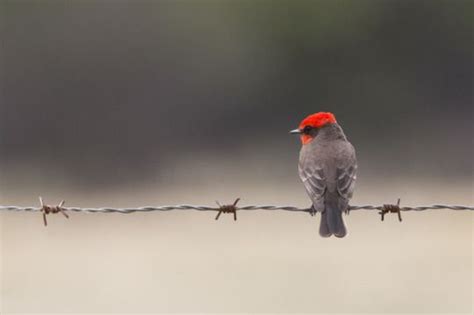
[{"x1": 0, "y1": 197, "x2": 472, "y2": 226}]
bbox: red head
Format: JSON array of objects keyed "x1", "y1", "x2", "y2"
[{"x1": 290, "y1": 112, "x2": 337, "y2": 144}]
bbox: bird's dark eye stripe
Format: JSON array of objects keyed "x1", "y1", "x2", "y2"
[{"x1": 303, "y1": 126, "x2": 313, "y2": 133}]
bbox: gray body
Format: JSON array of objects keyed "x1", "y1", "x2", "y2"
[{"x1": 298, "y1": 123, "x2": 357, "y2": 237}]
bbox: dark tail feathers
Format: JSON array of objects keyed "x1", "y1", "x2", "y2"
[{"x1": 319, "y1": 197, "x2": 347, "y2": 238}]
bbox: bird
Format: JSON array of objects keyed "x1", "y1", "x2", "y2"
[{"x1": 290, "y1": 112, "x2": 357, "y2": 238}]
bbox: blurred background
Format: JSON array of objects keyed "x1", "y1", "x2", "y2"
[{"x1": 0, "y1": 0, "x2": 472, "y2": 313}]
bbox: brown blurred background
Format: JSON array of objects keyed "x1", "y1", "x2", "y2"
[{"x1": 0, "y1": 0, "x2": 472, "y2": 313}]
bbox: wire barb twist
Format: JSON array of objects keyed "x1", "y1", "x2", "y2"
[
  {"x1": 215, "y1": 198, "x2": 240, "y2": 221},
  {"x1": 39, "y1": 197, "x2": 69, "y2": 226},
  {"x1": 379, "y1": 198, "x2": 402, "y2": 222}
]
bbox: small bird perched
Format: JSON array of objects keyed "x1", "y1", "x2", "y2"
[{"x1": 290, "y1": 112, "x2": 357, "y2": 238}]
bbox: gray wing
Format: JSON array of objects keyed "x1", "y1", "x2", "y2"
[
  {"x1": 298, "y1": 165, "x2": 326, "y2": 212},
  {"x1": 336, "y1": 164, "x2": 357, "y2": 199}
]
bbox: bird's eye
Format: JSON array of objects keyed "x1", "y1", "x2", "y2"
[{"x1": 303, "y1": 126, "x2": 313, "y2": 134}]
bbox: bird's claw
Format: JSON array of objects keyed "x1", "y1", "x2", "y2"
[{"x1": 309, "y1": 206, "x2": 317, "y2": 216}]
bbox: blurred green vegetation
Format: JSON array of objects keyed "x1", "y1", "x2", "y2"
[{"x1": 1, "y1": 0, "x2": 472, "y2": 186}]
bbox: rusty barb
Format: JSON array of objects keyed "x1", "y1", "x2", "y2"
[
  {"x1": 39, "y1": 196, "x2": 69, "y2": 226},
  {"x1": 379, "y1": 198, "x2": 402, "y2": 222},
  {"x1": 215, "y1": 198, "x2": 240, "y2": 221}
]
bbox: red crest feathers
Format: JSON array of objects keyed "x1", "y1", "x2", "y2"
[
  {"x1": 298, "y1": 112, "x2": 337, "y2": 145},
  {"x1": 299, "y1": 112, "x2": 337, "y2": 129}
]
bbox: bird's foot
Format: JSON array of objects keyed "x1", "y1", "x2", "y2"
[{"x1": 309, "y1": 206, "x2": 317, "y2": 217}]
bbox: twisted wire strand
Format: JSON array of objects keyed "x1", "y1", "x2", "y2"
[{"x1": 0, "y1": 204, "x2": 472, "y2": 213}]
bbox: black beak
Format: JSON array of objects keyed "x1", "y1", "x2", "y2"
[{"x1": 289, "y1": 128, "x2": 301, "y2": 134}]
